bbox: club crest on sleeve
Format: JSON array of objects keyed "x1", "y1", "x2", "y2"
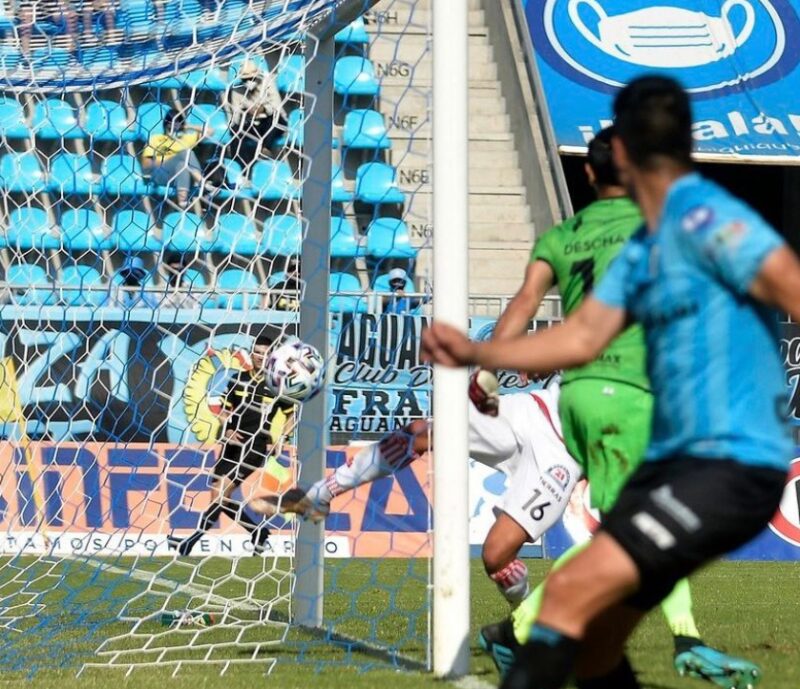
[
  {"x1": 546, "y1": 464, "x2": 571, "y2": 490},
  {"x1": 681, "y1": 206, "x2": 714, "y2": 233}
]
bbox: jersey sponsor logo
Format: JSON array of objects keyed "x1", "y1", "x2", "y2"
[
  {"x1": 712, "y1": 220, "x2": 749, "y2": 249},
  {"x1": 530, "y1": 0, "x2": 800, "y2": 99},
  {"x1": 681, "y1": 205, "x2": 715, "y2": 233},
  {"x1": 563, "y1": 234, "x2": 627, "y2": 255},
  {"x1": 769, "y1": 457, "x2": 800, "y2": 545}
]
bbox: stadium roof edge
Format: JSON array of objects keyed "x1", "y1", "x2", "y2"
[{"x1": 308, "y1": 0, "x2": 381, "y2": 40}]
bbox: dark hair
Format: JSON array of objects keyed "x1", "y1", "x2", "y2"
[
  {"x1": 586, "y1": 126, "x2": 619, "y2": 187},
  {"x1": 613, "y1": 75, "x2": 693, "y2": 169},
  {"x1": 163, "y1": 110, "x2": 184, "y2": 134},
  {"x1": 254, "y1": 333, "x2": 274, "y2": 347}
]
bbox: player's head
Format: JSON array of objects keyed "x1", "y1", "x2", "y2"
[
  {"x1": 252, "y1": 333, "x2": 274, "y2": 370},
  {"x1": 611, "y1": 76, "x2": 693, "y2": 178},
  {"x1": 585, "y1": 126, "x2": 621, "y2": 191}
]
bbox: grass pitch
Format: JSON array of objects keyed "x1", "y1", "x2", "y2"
[{"x1": 0, "y1": 557, "x2": 795, "y2": 688}]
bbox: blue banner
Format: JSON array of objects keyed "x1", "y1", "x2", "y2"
[{"x1": 524, "y1": 0, "x2": 800, "y2": 159}]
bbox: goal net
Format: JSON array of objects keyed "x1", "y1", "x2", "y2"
[{"x1": 0, "y1": 0, "x2": 436, "y2": 677}]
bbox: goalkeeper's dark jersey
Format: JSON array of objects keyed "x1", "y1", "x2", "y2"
[
  {"x1": 222, "y1": 370, "x2": 295, "y2": 438},
  {"x1": 530, "y1": 196, "x2": 649, "y2": 390}
]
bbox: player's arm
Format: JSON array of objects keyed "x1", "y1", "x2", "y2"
[
  {"x1": 423, "y1": 296, "x2": 627, "y2": 373},
  {"x1": 749, "y1": 245, "x2": 800, "y2": 321},
  {"x1": 492, "y1": 260, "x2": 555, "y2": 340}
]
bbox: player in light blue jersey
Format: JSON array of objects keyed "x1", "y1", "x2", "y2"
[{"x1": 422, "y1": 76, "x2": 797, "y2": 689}]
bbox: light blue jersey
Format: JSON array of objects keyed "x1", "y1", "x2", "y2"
[{"x1": 594, "y1": 173, "x2": 791, "y2": 471}]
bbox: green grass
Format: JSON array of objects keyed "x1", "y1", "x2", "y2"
[{"x1": 0, "y1": 558, "x2": 796, "y2": 688}]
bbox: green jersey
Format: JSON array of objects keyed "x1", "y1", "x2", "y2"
[{"x1": 530, "y1": 196, "x2": 649, "y2": 390}]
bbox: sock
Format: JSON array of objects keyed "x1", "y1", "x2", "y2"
[
  {"x1": 180, "y1": 503, "x2": 224, "y2": 555},
  {"x1": 501, "y1": 623, "x2": 578, "y2": 689},
  {"x1": 512, "y1": 542, "x2": 590, "y2": 643},
  {"x1": 576, "y1": 656, "x2": 640, "y2": 689},
  {"x1": 221, "y1": 503, "x2": 270, "y2": 545},
  {"x1": 315, "y1": 430, "x2": 422, "y2": 502},
  {"x1": 490, "y1": 559, "x2": 530, "y2": 606},
  {"x1": 660, "y1": 578, "x2": 701, "y2": 640}
]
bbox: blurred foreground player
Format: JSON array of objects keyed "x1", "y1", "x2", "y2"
[
  {"x1": 479, "y1": 127, "x2": 758, "y2": 687},
  {"x1": 422, "y1": 75, "x2": 795, "y2": 689},
  {"x1": 169, "y1": 337, "x2": 296, "y2": 556}
]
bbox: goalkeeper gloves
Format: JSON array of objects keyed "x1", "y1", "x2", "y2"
[{"x1": 469, "y1": 369, "x2": 500, "y2": 416}]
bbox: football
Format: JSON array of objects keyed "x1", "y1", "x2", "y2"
[{"x1": 265, "y1": 338, "x2": 326, "y2": 402}]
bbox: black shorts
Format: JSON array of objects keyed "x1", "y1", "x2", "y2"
[
  {"x1": 601, "y1": 457, "x2": 786, "y2": 610},
  {"x1": 214, "y1": 432, "x2": 271, "y2": 482}
]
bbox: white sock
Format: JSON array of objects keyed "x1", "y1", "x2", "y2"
[{"x1": 489, "y1": 559, "x2": 530, "y2": 606}]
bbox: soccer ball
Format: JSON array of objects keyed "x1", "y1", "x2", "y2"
[{"x1": 265, "y1": 338, "x2": 325, "y2": 402}]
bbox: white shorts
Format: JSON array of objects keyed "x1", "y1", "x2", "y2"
[{"x1": 469, "y1": 388, "x2": 581, "y2": 540}]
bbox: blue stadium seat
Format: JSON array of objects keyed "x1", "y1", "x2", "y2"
[
  {"x1": 334, "y1": 56, "x2": 380, "y2": 97},
  {"x1": 181, "y1": 268, "x2": 207, "y2": 290},
  {"x1": 162, "y1": 211, "x2": 211, "y2": 252},
  {"x1": 0, "y1": 47, "x2": 21, "y2": 72},
  {"x1": 342, "y1": 109, "x2": 390, "y2": 149},
  {"x1": 366, "y1": 218, "x2": 417, "y2": 258},
  {"x1": 31, "y1": 48, "x2": 71, "y2": 70},
  {"x1": 251, "y1": 159, "x2": 299, "y2": 200},
  {"x1": 163, "y1": 0, "x2": 217, "y2": 43},
  {"x1": 101, "y1": 153, "x2": 149, "y2": 196},
  {"x1": 275, "y1": 108, "x2": 304, "y2": 149},
  {"x1": 329, "y1": 272, "x2": 367, "y2": 313},
  {"x1": 0, "y1": 3, "x2": 15, "y2": 32},
  {"x1": 355, "y1": 162, "x2": 405, "y2": 205},
  {"x1": 32, "y1": 99, "x2": 83, "y2": 139},
  {"x1": 187, "y1": 104, "x2": 231, "y2": 145},
  {"x1": 185, "y1": 67, "x2": 229, "y2": 91},
  {"x1": 228, "y1": 54, "x2": 269, "y2": 83},
  {"x1": 332, "y1": 165, "x2": 353, "y2": 203},
  {"x1": 6, "y1": 264, "x2": 53, "y2": 306},
  {"x1": 217, "y1": 268, "x2": 260, "y2": 309},
  {"x1": 3, "y1": 208, "x2": 57, "y2": 250},
  {"x1": 373, "y1": 271, "x2": 415, "y2": 293},
  {"x1": 144, "y1": 73, "x2": 188, "y2": 89},
  {"x1": 219, "y1": 0, "x2": 253, "y2": 33},
  {"x1": 119, "y1": 0, "x2": 157, "y2": 39},
  {"x1": 59, "y1": 265, "x2": 106, "y2": 307},
  {"x1": 335, "y1": 17, "x2": 369, "y2": 44},
  {"x1": 0, "y1": 98, "x2": 29, "y2": 139},
  {"x1": 330, "y1": 216, "x2": 361, "y2": 258},
  {"x1": 213, "y1": 212, "x2": 264, "y2": 255},
  {"x1": 79, "y1": 46, "x2": 117, "y2": 69},
  {"x1": 0, "y1": 152, "x2": 47, "y2": 193},
  {"x1": 209, "y1": 158, "x2": 254, "y2": 199},
  {"x1": 262, "y1": 214, "x2": 302, "y2": 256},
  {"x1": 276, "y1": 54, "x2": 305, "y2": 94},
  {"x1": 85, "y1": 100, "x2": 137, "y2": 142},
  {"x1": 60, "y1": 209, "x2": 111, "y2": 251},
  {"x1": 49, "y1": 152, "x2": 98, "y2": 196},
  {"x1": 136, "y1": 102, "x2": 171, "y2": 141},
  {"x1": 113, "y1": 209, "x2": 162, "y2": 252}
]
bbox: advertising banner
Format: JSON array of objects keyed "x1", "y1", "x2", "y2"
[{"x1": 523, "y1": 0, "x2": 800, "y2": 159}]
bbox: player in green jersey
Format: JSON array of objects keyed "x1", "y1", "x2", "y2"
[{"x1": 477, "y1": 127, "x2": 760, "y2": 689}]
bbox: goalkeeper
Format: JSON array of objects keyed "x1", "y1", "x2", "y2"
[
  {"x1": 475, "y1": 126, "x2": 758, "y2": 688},
  {"x1": 169, "y1": 336, "x2": 296, "y2": 557}
]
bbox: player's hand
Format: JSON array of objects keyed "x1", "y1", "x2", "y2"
[
  {"x1": 469, "y1": 369, "x2": 499, "y2": 416},
  {"x1": 421, "y1": 322, "x2": 478, "y2": 367},
  {"x1": 225, "y1": 429, "x2": 245, "y2": 443}
]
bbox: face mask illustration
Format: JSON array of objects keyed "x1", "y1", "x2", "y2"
[{"x1": 567, "y1": 0, "x2": 755, "y2": 68}]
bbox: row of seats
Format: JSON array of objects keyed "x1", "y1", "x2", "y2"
[
  {"x1": 6, "y1": 264, "x2": 406, "y2": 313},
  {"x1": 0, "y1": 207, "x2": 418, "y2": 258},
  {"x1": 0, "y1": 152, "x2": 405, "y2": 205}
]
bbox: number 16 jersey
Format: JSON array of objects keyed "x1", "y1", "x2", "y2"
[{"x1": 530, "y1": 196, "x2": 649, "y2": 389}]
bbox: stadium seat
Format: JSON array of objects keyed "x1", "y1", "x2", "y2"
[
  {"x1": 162, "y1": 211, "x2": 211, "y2": 252},
  {"x1": 0, "y1": 46, "x2": 21, "y2": 72},
  {"x1": 228, "y1": 54, "x2": 269, "y2": 83},
  {"x1": 209, "y1": 158, "x2": 254, "y2": 199},
  {"x1": 145, "y1": 73, "x2": 187, "y2": 89},
  {"x1": 185, "y1": 67, "x2": 229, "y2": 91},
  {"x1": 335, "y1": 17, "x2": 369, "y2": 44},
  {"x1": 355, "y1": 162, "x2": 405, "y2": 205},
  {"x1": 6, "y1": 264, "x2": 53, "y2": 306},
  {"x1": 163, "y1": 0, "x2": 217, "y2": 43},
  {"x1": 219, "y1": 0, "x2": 254, "y2": 33},
  {"x1": 217, "y1": 268, "x2": 260, "y2": 309},
  {"x1": 334, "y1": 56, "x2": 380, "y2": 97},
  {"x1": 0, "y1": 98, "x2": 30, "y2": 139},
  {"x1": 181, "y1": 268, "x2": 207, "y2": 290},
  {"x1": 276, "y1": 54, "x2": 305, "y2": 94},
  {"x1": 330, "y1": 216, "x2": 361, "y2": 258},
  {"x1": 262, "y1": 214, "x2": 302, "y2": 256},
  {"x1": 119, "y1": 0, "x2": 157, "y2": 39},
  {"x1": 342, "y1": 109, "x2": 391, "y2": 150},
  {"x1": 4, "y1": 208, "x2": 56, "y2": 250},
  {"x1": 332, "y1": 165, "x2": 353, "y2": 203},
  {"x1": 31, "y1": 48, "x2": 71, "y2": 70},
  {"x1": 366, "y1": 218, "x2": 417, "y2": 258},
  {"x1": 60, "y1": 209, "x2": 111, "y2": 251},
  {"x1": 187, "y1": 104, "x2": 231, "y2": 145},
  {"x1": 79, "y1": 46, "x2": 117, "y2": 69},
  {"x1": 59, "y1": 265, "x2": 107, "y2": 307},
  {"x1": 0, "y1": 152, "x2": 47, "y2": 193},
  {"x1": 0, "y1": 2, "x2": 14, "y2": 32},
  {"x1": 32, "y1": 99, "x2": 83, "y2": 140},
  {"x1": 329, "y1": 272, "x2": 367, "y2": 313},
  {"x1": 100, "y1": 153, "x2": 149, "y2": 196},
  {"x1": 136, "y1": 102, "x2": 171, "y2": 141},
  {"x1": 85, "y1": 100, "x2": 137, "y2": 142},
  {"x1": 275, "y1": 108, "x2": 304, "y2": 149},
  {"x1": 373, "y1": 271, "x2": 415, "y2": 293},
  {"x1": 48, "y1": 152, "x2": 98, "y2": 196},
  {"x1": 251, "y1": 159, "x2": 300, "y2": 200},
  {"x1": 112, "y1": 209, "x2": 162, "y2": 252},
  {"x1": 213, "y1": 212, "x2": 264, "y2": 255}
]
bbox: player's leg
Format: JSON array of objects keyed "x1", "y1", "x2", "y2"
[
  {"x1": 482, "y1": 513, "x2": 530, "y2": 607},
  {"x1": 169, "y1": 473, "x2": 235, "y2": 556}
]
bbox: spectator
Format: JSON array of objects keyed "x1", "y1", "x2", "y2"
[
  {"x1": 110, "y1": 256, "x2": 159, "y2": 309},
  {"x1": 14, "y1": 0, "x2": 118, "y2": 53},
  {"x1": 268, "y1": 257, "x2": 300, "y2": 311},
  {"x1": 76, "y1": 0, "x2": 119, "y2": 42},
  {"x1": 224, "y1": 59, "x2": 286, "y2": 166},
  {"x1": 141, "y1": 110, "x2": 205, "y2": 208},
  {"x1": 161, "y1": 254, "x2": 206, "y2": 309},
  {"x1": 382, "y1": 268, "x2": 418, "y2": 315}
]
